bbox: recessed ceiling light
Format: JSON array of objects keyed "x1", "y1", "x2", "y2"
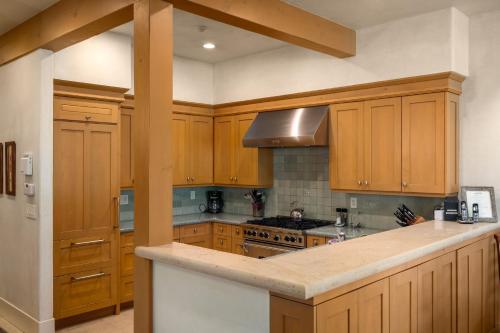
[{"x1": 203, "y1": 42, "x2": 216, "y2": 49}]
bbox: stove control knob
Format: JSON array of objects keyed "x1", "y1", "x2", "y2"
[
  {"x1": 298, "y1": 237, "x2": 303, "y2": 243},
  {"x1": 284, "y1": 236, "x2": 290, "y2": 242},
  {"x1": 290, "y1": 236, "x2": 297, "y2": 243},
  {"x1": 252, "y1": 231, "x2": 257, "y2": 237},
  {"x1": 259, "y1": 232, "x2": 265, "y2": 238},
  {"x1": 263, "y1": 232, "x2": 270, "y2": 239},
  {"x1": 274, "y1": 235, "x2": 280, "y2": 241}
]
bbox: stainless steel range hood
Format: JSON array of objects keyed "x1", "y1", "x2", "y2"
[{"x1": 243, "y1": 105, "x2": 329, "y2": 147}]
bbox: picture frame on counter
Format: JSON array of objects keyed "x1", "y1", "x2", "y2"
[
  {"x1": 5, "y1": 141, "x2": 16, "y2": 196},
  {"x1": 460, "y1": 186, "x2": 497, "y2": 222}
]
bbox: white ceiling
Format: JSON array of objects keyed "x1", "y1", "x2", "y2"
[
  {"x1": 285, "y1": 0, "x2": 500, "y2": 29},
  {"x1": 0, "y1": 0, "x2": 58, "y2": 35},
  {"x1": 112, "y1": 9, "x2": 286, "y2": 63}
]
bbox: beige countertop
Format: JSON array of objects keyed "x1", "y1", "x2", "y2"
[{"x1": 136, "y1": 221, "x2": 500, "y2": 299}]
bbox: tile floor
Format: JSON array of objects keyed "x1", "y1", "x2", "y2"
[{"x1": 56, "y1": 309, "x2": 133, "y2": 333}]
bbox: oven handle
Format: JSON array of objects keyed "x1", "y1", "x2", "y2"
[{"x1": 243, "y1": 240, "x2": 297, "y2": 253}]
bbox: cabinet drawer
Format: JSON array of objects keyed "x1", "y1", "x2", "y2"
[
  {"x1": 232, "y1": 225, "x2": 244, "y2": 239},
  {"x1": 181, "y1": 234, "x2": 211, "y2": 248},
  {"x1": 120, "y1": 246, "x2": 134, "y2": 277},
  {"x1": 213, "y1": 235, "x2": 232, "y2": 252},
  {"x1": 120, "y1": 275, "x2": 134, "y2": 303},
  {"x1": 54, "y1": 235, "x2": 114, "y2": 276},
  {"x1": 120, "y1": 232, "x2": 134, "y2": 247},
  {"x1": 54, "y1": 96, "x2": 119, "y2": 124},
  {"x1": 180, "y1": 223, "x2": 209, "y2": 238},
  {"x1": 232, "y1": 239, "x2": 245, "y2": 255},
  {"x1": 214, "y1": 223, "x2": 231, "y2": 236},
  {"x1": 307, "y1": 236, "x2": 326, "y2": 248},
  {"x1": 54, "y1": 267, "x2": 116, "y2": 319}
]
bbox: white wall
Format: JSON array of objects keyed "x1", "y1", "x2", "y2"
[
  {"x1": 461, "y1": 9, "x2": 500, "y2": 210},
  {"x1": 213, "y1": 8, "x2": 469, "y2": 104},
  {"x1": 153, "y1": 262, "x2": 269, "y2": 333},
  {"x1": 54, "y1": 31, "x2": 214, "y2": 104},
  {"x1": 0, "y1": 50, "x2": 54, "y2": 333}
]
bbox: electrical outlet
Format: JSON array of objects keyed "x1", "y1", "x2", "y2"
[
  {"x1": 190, "y1": 191, "x2": 196, "y2": 200},
  {"x1": 120, "y1": 194, "x2": 129, "y2": 205},
  {"x1": 304, "y1": 190, "x2": 312, "y2": 197},
  {"x1": 350, "y1": 197, "x2": 358, "y2": 209},
  {"x1": 25, "y1": 204, "x2": 38, "y2": 220}
]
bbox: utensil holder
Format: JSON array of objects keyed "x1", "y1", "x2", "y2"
[{"x1": 252, "y1": 202, "x2": 265, "y2": 217}]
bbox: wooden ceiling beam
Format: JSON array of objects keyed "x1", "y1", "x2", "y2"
[
  {"x1": 168, "y1": 0, "x2": 356, "y2": 58},
  {"x1": 0, "y1": 0, "x2": 134, "y2": 66}
]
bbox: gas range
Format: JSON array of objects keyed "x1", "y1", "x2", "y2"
[{"x1": 243, "y1": 216, "x2": 332, "y2": 249}]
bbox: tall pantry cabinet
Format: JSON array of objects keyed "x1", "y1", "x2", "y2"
[{"x1": 53, "y1": 80, "x2": 125, "y2": 320}]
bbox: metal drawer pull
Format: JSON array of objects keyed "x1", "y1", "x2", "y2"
[
  {"x1": 71, "y1": 239, "x2": 105, "y2": 247},
  {"x1": 71, "y1": 272, "x2": 107, "y2": 282}
]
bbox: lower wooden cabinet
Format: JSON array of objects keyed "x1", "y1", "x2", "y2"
[
  {"x1": 271, "y1": 235, "x2": 499, "y2": 333},
  {"x1": 119, "y1": 232, "x2": 135, "y2": 304},
  {"x1": 307, "y1": 236, "x2": 326, "y2": 248}
]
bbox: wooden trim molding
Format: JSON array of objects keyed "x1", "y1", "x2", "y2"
[
  {"x1": 122, "y1": 95, "x2": 214, "y2": 116},
  {"x1": 214, "y1": 71, "x2": 465, "y2": 116},
  {"x1": 167, "y1": 0, "x2": 355, "y2": 58},
  {"x1": 54, "y1": 79, "x2": 129, "y2": 103}
]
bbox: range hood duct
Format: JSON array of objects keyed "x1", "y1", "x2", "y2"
[{"x1": 243, "y1": 105, "x2": 329, "y2": 148}]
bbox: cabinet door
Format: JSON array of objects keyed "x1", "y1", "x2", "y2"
[
  {"x1": 120, "y1": 108, "x2": 134, "y2": 188},
  {"x1": 358, "y1": 279, "x2": 389, "y2": 333},
  {"x1": 402, "y1": 93, "x2": 445, "y2": 194},
  {"x1": 86, "y1": 123, "x2": 120, "y2": 234},
  {"x1": 172, "y1": 114, "x2": 191, "y2": 186},
  {"x1": 364, "y1": 98, "x2": 402, "y2": 192},
  {"x1": 417, "y1": 251, "x2": 456, "y2": 333},
  {"x1": 390, "y1": 267, "x2": 418, "y2": 333},
  {"x1": 457, "y1": 237, "x2": 494, "y2": 333},
  {"x1": 190, "y1": 116, "x2": 213, "y2": 185},
  {"x1": 234, "y1": 113, "x2": 259, "y2": 185},
  {"x1": 330, "y1": 102, "x2": 364, "y2": 191},
  {"x1": 54, "y1": 121, "x2": 86, "y2": 240},
  {"x1": 271, "y1": 296, "x2": 315, "y2": 333},
  {"x1": 214, "y1": 116, "x2": 235, "y2": 185},
  {"x1": 317, "y1": 291, "x2": 358, "y2": 333}
]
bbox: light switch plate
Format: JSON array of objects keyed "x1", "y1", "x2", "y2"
[
  {"x1": 350, "y1": 197, "x2": 358, "y2": 209},
  {"x1": 25, "y1": 204, "x2": 37, "y2": 220},
  {"x1": 190, "y1": 191, "x2": 196, "y2": 200}
]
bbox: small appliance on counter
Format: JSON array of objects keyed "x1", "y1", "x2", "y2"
[
  {"x1": 444, "y1": 196, "x2": 459, "y2": 221},
  {"x1": 206, "y1": 190, "x2": 224, "y2": 214}
]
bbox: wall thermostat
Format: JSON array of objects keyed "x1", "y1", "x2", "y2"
[{"x1": 20, "y1": 153, "x2": 33, "y2": 176}]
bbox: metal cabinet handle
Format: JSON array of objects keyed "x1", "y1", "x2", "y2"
[
  {"x1": 71, "y1": 272, "x2": 106, "y2": 282},
  {"x1": 71, "y1": 239, "x2": 105, "y2": 247},
  {"x1": 234, "y1": 176, "x2": 238, "y2": 182},
  {"x1": 402, "y1": 182, "x2": 408, "y2": 187},
  {"x1": 85, "y1": 116, "x2": 91, "y2": 121},
  {"x1": 191, "y1": 177, "x2": 195, "y2": 182},
  {"x1": 358, "y1": 180, "x2": 362, "y2": 185},
  {"x1": 364, "y1": 180, "x2": 369, "y2": 185},
  {"x1": 186, "y1": 177, "x2": 190, "y2": 182},
  {"x1": 113, "y1": 197, "x2": 120, "y2": 229},
  {"x1": 313, "y1": 239, "x2": 318, "y2": 246},
  {"x1": 230, "y1": 177, "x2": 234, "y2": 181},
  {"x1": 219, "y1": 240, "x2": 223, "y2": 245},
  {"x1": 193, "y1": 228, "x2": 197, "y2": 234}
]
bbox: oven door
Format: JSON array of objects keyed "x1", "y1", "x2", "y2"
[{"x1": 242, "y1": 240, "x2": 297, "y2": 259}]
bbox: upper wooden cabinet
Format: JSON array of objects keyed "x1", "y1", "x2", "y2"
[
  {"x1": 214, "y1": 113, "x2": 273, "y2": 187},
  {"x1": 330, "y1": 93, "x2": 459, "y2": 196},
  {"x1": 330, "y1": 97, "x2": 401, "y2": 192},
  {"x1": 172, "y1": 114, "x2": 213, "y2": 186},
  {"x1": 54, "y1": 121, "x2": 120, "y2": 240}
]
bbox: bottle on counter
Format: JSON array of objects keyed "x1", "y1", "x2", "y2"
[{"x1": 460, "y1": 201, "x2": 469, "y2": 221}]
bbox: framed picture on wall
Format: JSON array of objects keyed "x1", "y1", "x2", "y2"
[
  {"x1": 5, "y1": 141, "x2": 15, "y2": 196},
  {"x1": 0, "y1": 143, "x2": 3, "y2": 194}
]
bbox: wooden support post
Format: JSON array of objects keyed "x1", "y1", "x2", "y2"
[{"x1": 133, "y1": 0, "x2": 173, "y2": 332}]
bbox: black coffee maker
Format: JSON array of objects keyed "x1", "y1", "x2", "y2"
[{"x1": 206, "y1": 190, "x2": 224, "y2": 213}]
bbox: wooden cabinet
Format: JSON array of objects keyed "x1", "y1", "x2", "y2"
[
  {"x1": 457, "y1": 237, "x2": 496, "y2": 333},
  {"x1": 330, "y1": 93, "x2": 459, "y2": 196},
  {"x1": 179, "y1": 223, "x2": 211, "y2": 248},
  {"x1": 172, "y1": 114, "x2": 213, "y2": 186},
  {"x1": 316, "y1": 279, "x2": 389, "y2": 333},
  {"x1": 120, "y1": 107, "x2": 134, "y2": 188},
  {"x1": 330, "y1": 98, "x2": 401, "y2": 192},
  {"x1": 307, "y1": 236, "x2": 326, "y2": 248},
  {"x1": 389, "y1": 268, "x2": 418, "y2": 333},
  {"x1": 271, "y1": 296, "x2": 315, "y2": 333},
  {"x1": 54, "y1": 96, "x2": 119, "y2": 124},
  {"x1": 214, "y1": 113, "x2": 273, "y2": 187},
  {"x1": 119, "y1": 232, "x2": 135, "y2": 303},
  {"x1": 417, "y1": 251, "x2": 456, "y2": 333},
  {"x1": 54, "y1": 121, "x2": 120, "y2": 240}
]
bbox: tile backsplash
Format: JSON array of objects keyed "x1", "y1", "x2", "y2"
[{"x1": 123, "y1": 147, "x2": 444, "y2": 230}]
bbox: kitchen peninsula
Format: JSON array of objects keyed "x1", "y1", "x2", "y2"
[{"x1": 137, "y1": 221, "x2": 500, "y2": 332}]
